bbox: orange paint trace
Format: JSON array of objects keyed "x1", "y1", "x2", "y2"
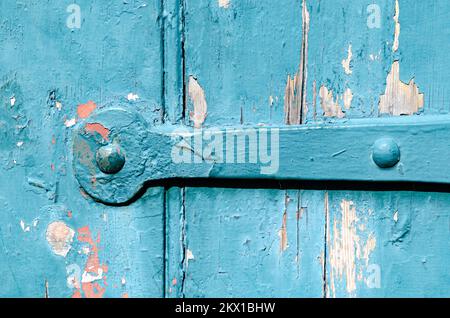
[
  {"x1": 85, "y1": 123, "x2": 110, "y2": 141},
  {"x1": 122, "y1": 293, "x2": 129, "y2": 298},
  {"x1": 77, "y1": 101, "x2": 97, "y2": 119},
  {"x1": 67, "y1": 210, "x2": 73, "y2": 218},
  {"x1": 72, "y1": 226, "x2": 108, "y2": 298}
]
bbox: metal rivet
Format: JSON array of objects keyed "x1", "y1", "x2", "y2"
[
  {"x1": 372, "y1": 138, "x2": 400, "y2": 168},
  {"x1": 96, "y1": 143, "x2": 126, "y2": 174}
]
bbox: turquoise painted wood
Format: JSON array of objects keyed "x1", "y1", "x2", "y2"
[
  {"x1": 1, "y1": 0, "x2": 450, "y2": 298},
  {"x1": 0, "y1": 1, "x2": 165, "y2": 297}
]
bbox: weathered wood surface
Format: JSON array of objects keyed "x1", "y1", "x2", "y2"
[
  {"x1": 0, "y1": 1, "x2": 165, "y2": 297},
  {"x1": 167, "y1": 0, "x2": 450, "y2": 298}
]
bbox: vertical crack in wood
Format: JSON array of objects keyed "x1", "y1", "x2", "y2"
[
  {"x1": 44, "y1": 279, "x2": 49, "y2": 298},
  {"x1": 181, "y1": 0, "x2": 187, "y2": 124},
  {"x1": 180, "y1": 187, "x2": 187, "y2": 297},
  {"x1": 159, "y1": 0, "x2": 166, "y2": 123},
  {"x1": 323, "y1": 191, "x2": 329, "y2": 298},
  {"x1": 163, "y1": 187, "x2": 167, "y2": 297},
  {"x1": 284, "y1": 0, "x2": 309, "y2": 125}
]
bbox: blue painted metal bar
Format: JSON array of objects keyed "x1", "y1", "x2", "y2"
[{"x1": 73, "y1": 108, "x2": 450, "y2": 204}]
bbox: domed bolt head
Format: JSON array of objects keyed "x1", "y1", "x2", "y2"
[
  {"x1": 96, "y1": 143, "x2": 126, "y2": 174},
  {"x1": 372, "y1": 138, "x2": 400, "y2": 168}
]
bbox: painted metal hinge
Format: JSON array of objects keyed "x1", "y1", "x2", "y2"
[{"x1": 73, "y1": 108, "x2": 450, "y2": 204}]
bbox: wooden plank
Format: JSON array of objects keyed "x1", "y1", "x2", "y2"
[
  {"x1": 304, "y1": 0, "x2": 450, "y2": 296},
  {"x1": 0, "y1": 1, "x2": 164, "y2": 297},
  {"x1": 183, "y1": 0, "x2": 303, "y2": 126},
  {"x1": 166, "y1": 0, "x2": 326, "y2": 297},
  {"x1": 167, "y1": 188, "x2": 325, "y2": 297},
  {"x1": 325, "y1": 190, "x2": 450, "y2": 297}
]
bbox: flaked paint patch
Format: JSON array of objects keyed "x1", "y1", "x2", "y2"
[
  {"x1": 343, "y1": 88, "x2": 353, "y2": 110},
  {"x1": 319, "y1": 86, "x2": 345, "y2": 118},
  {"x1": 127, "y1": 93, "x2": 139, "y2": 101},
  {"x1": 284, "y1": 0, "x2": 309, "y2": 125},
  {"x1": 329, "y1": 200, "x2": 359, "y2": 295},
  {"x1": 75, "y1": 226, "x2": 108, "y2": 298},
  {"x1": 279, "y1": 212, "x2": 288, "y2": 252},
  {"x1": 10, "y1": 96, "x2": 16, "y2": 106},
  {"x1": 186, "y1": 249, "x2": 195, "y2": 268},
  {"x1": 77, "y1": 101, "x2": 97, "y2": 119},
  {"x1": 393, "y1": 0, "x2": 400, "y2": 52},
  {"x1": 379, "y1": 61, "x2": 424, "y2": 115},
  {"x1": 284, "y1": 75, "x2": 302, "y2": 124},
  {"x1": 64, "y1": 118, "x2": 76, "y2": 128},
  {"x1": 393, "y1": 211, "x2": 399, "y2": 223},
  {"x1": 85, "y1": 123, "x2": 110, "y2": 141},
  {"x1": 188, "y1": 76, "x2": 208, "y2": 128},
  {"x1": 342, "y1": 44, "x2": 353, "y2": 75},
  {"x1": 218, "y1": 0, "x2": 230, "y2": 8},
  {"x1": 327, "y1": 200, "x2": 378, "y2": 297},
  {"x1": 46, "y1": 221, "x2": 75, "y2": 257},
  {"x1": 362, "y1": 233, "x2": 376, "y2": 266}
]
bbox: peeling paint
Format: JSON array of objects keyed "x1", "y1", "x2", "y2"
[
  {"x1": 393, "y1": 211, "x2": 399, "y2": 223},
  {"x1": 342, "y1": 44, "x2": 353, "y2": 75},
  {"x1": 279, "y1": 212, "x2": 289, "y2": 252},
  {"x1": 186, "y1": 249, "x2": 195, "y2": 267},
  {"x1": 64, "y1": 118, "x2": 76, "y2": 128},
  {"x1": 328, "y1": 200, "x2": 377, "y2": 297},
  {"x1": 284, "y1": 0, "x2": 309, "y2": 125},
  {"x1": 77, "y1": 101, "x2": 97, "y2": 119},
  {"x1": 393, "y1": 0, "x2": 400, "y2": 52},
  {"x1": 188, "y1": 76, "x2": 208, "y2": 128},
  {"x1": 343, "y1": 88, "x2": 353, "y2": 110},
  {"x1": 329, "y1": 200, "x2": 359, "y2": 295},
  {"x1": 85, "y1": 123, "x2": 110, "y2": 141},
  {"x1": 127, "y1": 93, "x2": 139, "y2": 101},
  {"x1": 218, "y1": 0, "x2": 230, "y2": 9},
  {"x1": 379, "y1": 61, "x2": 424, "y2": 116},
  {"x1": 319, "y1": 86, "x2": 345, "y2": 118},
  {"x1": 362, "y1": 233, "x2": 376, "y2": 266},
  {"x1": 75, "y1": 226, "x2": 108, "y2": 298},
  {"x1": 46, "y1": 221, "x2": 75, "y2": 257}
]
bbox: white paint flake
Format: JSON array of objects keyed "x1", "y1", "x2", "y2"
[
  {"x1": 379, "y1": 61, "x2": 424, "y2": 115},
  {"x1": 64, "y1": 118, "x2": 76, "y2": 128},
  {"x1": 393, "y1": 211, "x2": 399, "y2": 223},
  {"x1": 46, "y1": 221, "x2": 75, "y2": 257},
  {"x1": 81, "y1": 268, "x2": 104, "y2": 283},
  {"x1": 393, "y1": 0, "x2": 400, "y2": 52},
  {"x1": 218, "y1": 0, "x2": 230, "y2": 8},
  {"x1": 10, "y1": 96, "x2": 16, "y2": 106},
  {"x1": 186, "y1": 249, "x2": 195, "y2": 261},
  {"x1": 188, "y1": 77, "x2": 208, "y2": 128},
  {"x1": 342, "y1": 44, "x2": 353, "y2": 75},
  {"x1": 127, "y1": 93, "x2": 140, "y2": 101}
]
